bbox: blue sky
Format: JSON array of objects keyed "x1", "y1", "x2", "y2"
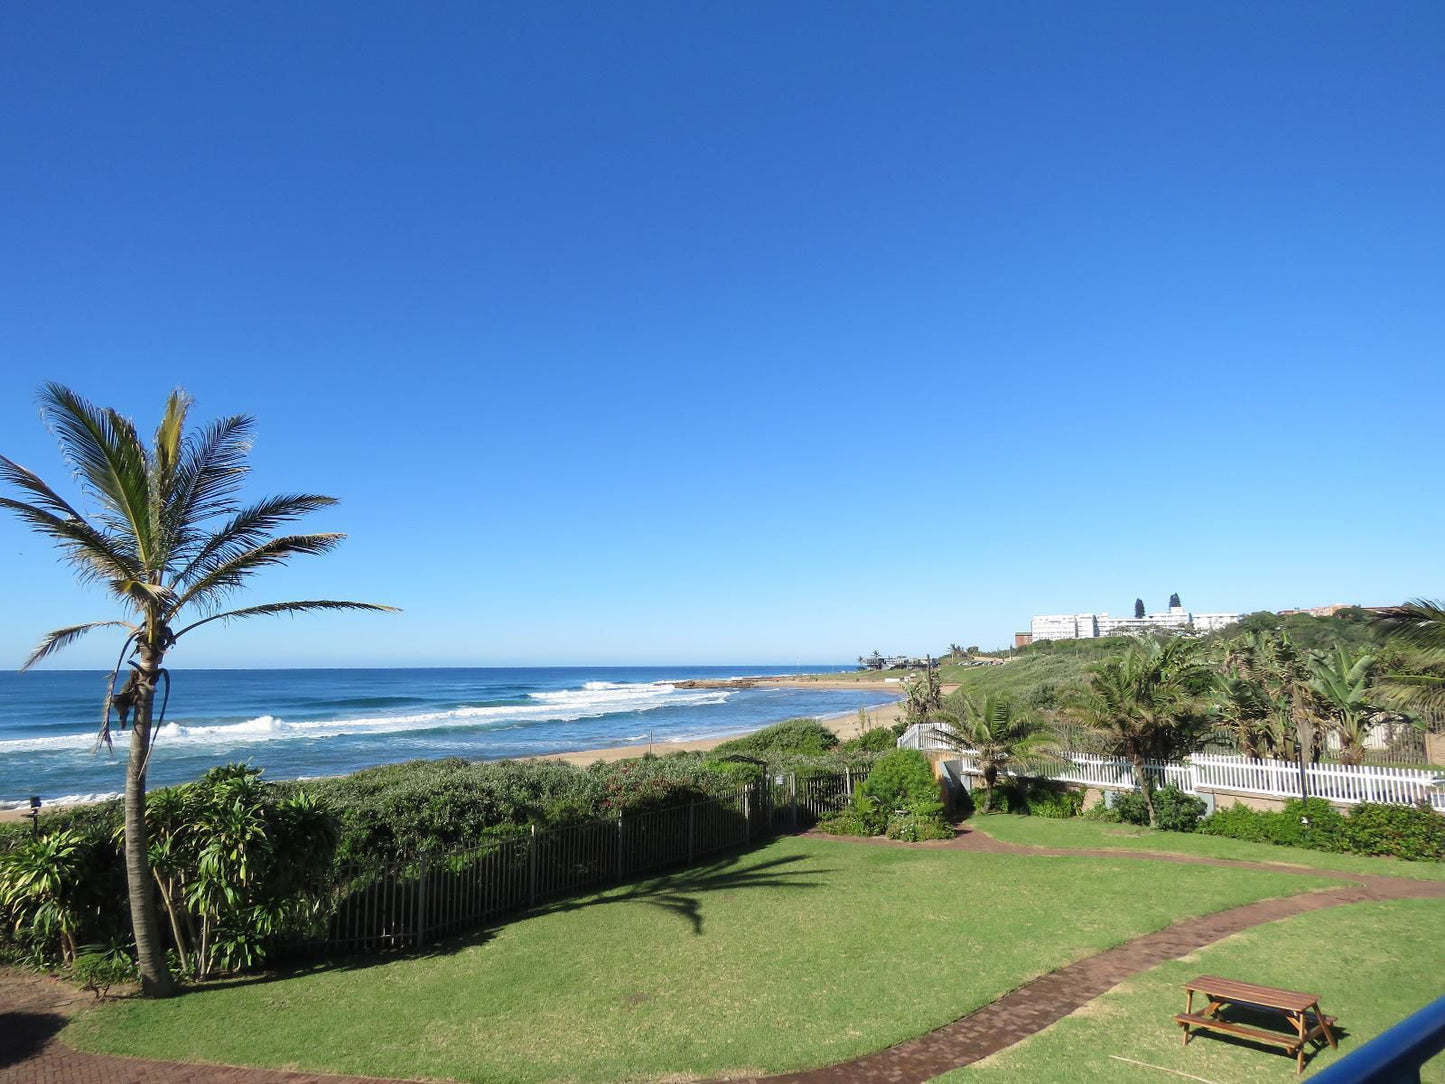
[{"x1": 2, "y1": 2, "x2": 1441, "y2": 668}]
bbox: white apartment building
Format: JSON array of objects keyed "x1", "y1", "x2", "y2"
[{"x1": 1030, "y1": 604, "x2": 1240, "y2": 642}]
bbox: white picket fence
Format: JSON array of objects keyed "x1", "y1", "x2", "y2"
[{"x1": 898, "y1": 723, "x2": 1445, "y2": 812}]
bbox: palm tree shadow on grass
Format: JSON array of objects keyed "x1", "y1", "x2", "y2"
[
  {"x1": 534, "y1": 851, "x2": 832, "y2": 935},
  {"x1": 181, "y1": 847, "x2": 831, "y2": 993}
]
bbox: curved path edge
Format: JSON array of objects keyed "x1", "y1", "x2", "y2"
[
  {"x1": 716, "y1": 827, "x2": 1445, "y2": 1084},
  {"x1": 3, "y1": 828, "x2": 1441, "y2": 1084}
]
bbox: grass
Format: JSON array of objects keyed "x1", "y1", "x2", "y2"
[
  {"x1": 970, "y1": 813, "x2": 1445, "y2": 881},
  {"x1": 66, "y1": 834, "x2": 1343, "y2": 1084},
  {"x1": 933, "y1": 896, "x2": 1445, "y2": 1082}
]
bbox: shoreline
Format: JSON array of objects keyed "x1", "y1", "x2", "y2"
[{"x1": 0, "y1": 680, "x2": 906, "y2": 822}]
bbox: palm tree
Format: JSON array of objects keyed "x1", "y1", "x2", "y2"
[
  {"x1": 936, "y1": 691, "x2": 1060, "y2": 813},
  {"x1": 1213, "y1": 674, "x2": 1273, "y2": 760},
  {"x1": 1308, "y1": 645, "x2": 1378, "y2": 766},
  {"x1": 1067, "y1": 638, "x2": 1212, "y2": 825},
  {"x1": 1372, "y1": 599, "x2": 1445, "y2": 714},
  {"x1": 0, "y1": 385, "x2": 395, "y2": 996}
]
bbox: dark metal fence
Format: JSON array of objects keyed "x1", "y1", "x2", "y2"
[{"x1": 300, "y1": 772, "x2": 855, "y2": 956}]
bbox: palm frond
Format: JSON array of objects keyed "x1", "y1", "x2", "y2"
[
  {"x1": 173, "y1": 600, "x2": 399, "y2": 640},
  {"x1": 0, "y1": 455, "x2": 89, "y2": 521},
  {"x1": 0, "y1": 496, "x2": 140, "y2": 585},
  {"x1": 22, "y1": 620, "x2": 137, "y2": 671},
  {"x1": 169, "y1": 533, "x2": 347, "y2": 615},
  {"x1": 166, "y1": 412, "x2": 255, "y2": 532},
  {"x1": 38, "y1": 384, "x2": 155, "y2": 563},
  {"x1": 1373, "y1": 600, "x2": 1445, "y2": 654},
  {"x1": 172, "y1": 494, "x2": 338, "y2": 585}
]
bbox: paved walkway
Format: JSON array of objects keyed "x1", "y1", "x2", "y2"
[{"x1": 3, "y1": 827, "x2": 1442, "y2": 1084}]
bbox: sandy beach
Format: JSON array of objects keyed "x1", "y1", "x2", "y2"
[{"x1": 0, "y1": 680, "x2": 907, "y2": 822}]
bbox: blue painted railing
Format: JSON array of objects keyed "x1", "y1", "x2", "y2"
[{"x1": 1311, "y1": 996, "x2": 1445, "y2": 1083}]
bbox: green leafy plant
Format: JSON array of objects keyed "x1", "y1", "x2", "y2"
[
  {"x1": 1152, "y1": 786, "x2": 1207, "y2": 832},
  {"x1": 0, "y1": 828, "x2": 93, "y2": 965},
  {"x1": 1111, "y1": 791, "x2": 1151, "y2": 827},
  {"x1": 73, "y1": 939, "x2": 138, "y2": 998}
]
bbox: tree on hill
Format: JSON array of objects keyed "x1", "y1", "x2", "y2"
[
  {"x1": 0, "y1": 386, "x2": 396, "y2": 996},
  {"x1": 1169, "y1": 592, "x2": 1182, "y2": 609},
  {"x1": 1134, "y1": 597, "x2": 1146, "y2": 619}
]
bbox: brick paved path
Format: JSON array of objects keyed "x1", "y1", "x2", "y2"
[{"x1": 4, "y1": 827, "x2": 1441, "y2": 1084}]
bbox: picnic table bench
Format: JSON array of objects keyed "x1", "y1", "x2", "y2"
[{"x1": 1175, "y1": 974, "x2": 1338, "y2": 1074}]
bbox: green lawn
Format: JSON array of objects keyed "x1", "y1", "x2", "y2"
[
  {"x1": 970, "y1": 814, "x2": 1445, "y2": 881},
  {"x1": 66, "y1": 835, "x2": 1341, "y2": 1084},
  {"x1": 934, "y1": 897, "x2": 1445, "y2": 1082}
]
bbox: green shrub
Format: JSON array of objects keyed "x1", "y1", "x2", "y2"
[
  {"x1": 842, "y1": 727, "x2": 899, "y2": 753},
  {"x1": 885, "y1": 804, "x2": 953, "y2": 841},
  {"x1": 1082, "y1": 798, "x2": 1121, "y2": 822},
  {"x1": 859, "y1": 750, "x2": 939, "y2": 813},
  {"x1": 1111, "y1": 791, "x2": 1151, "y2": 827},
  {"x1": 1343, "y1": 802, "x2": 1445, "y2": 861},
  {"x1": 1153, "y1": 786, "x2": 1207, "y2": 832},
  {"x1": 711, "y1": 718, "x2": 839, "y2": 758},
  {"x1": 1274, "y1": 798, "x2": 1347, "y2": 850},
  {"x1": 1199, "y1": 802, "x2": 1272, "y2": 842},
  {"x1": 816, "y1": 794, "x2": 888, "y2": 837},
  {"x1": 73, "y1": 941, "x2": 138, "y2": 998},
  {"x1": 1024, "y1": 783, "x2": 1084, "y2": 819}
]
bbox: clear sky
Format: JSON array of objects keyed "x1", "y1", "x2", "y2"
[{"x1": 2, "y1": 2, "x2": 1441, "y2": 668}]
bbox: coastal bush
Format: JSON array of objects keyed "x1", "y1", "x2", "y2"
[
  {"x1": 306, "y1": 754, "x2": 742, "y2": 864},
  {"x1": 1081, "y1": 798, "x2": 1120, "y2": 822},
  {"x1": 1343, "y1": 802, "x2": 1445, "y2": 861},
  {"x1": 842, "y1": 726, "x2": 900, "y2": 753},
  {"x1": 1152, "y1": 786, "x2": 1207, "y2": 832},
  {"x1": 816, "y1": 751, "x2": 948, "y2": 839},
  {"x1": 711, "y1": 718, "x2": 840, "y2": 758},
  {"x1": 859, "y1": 750, "x2": 939, "y2": 812},
  {"x1": 1198, "y1": 798, "x2": 1445, "y2": 861},
  {"x1": 1024, "y1": 782, "x2": 1085, "y2": 819},
  {"x1": 886, "y1": 804, "x2": 953, "y2": 842},
  {"x1": 1111, "y1": 791, "x2": 1151, "y2": 827}
]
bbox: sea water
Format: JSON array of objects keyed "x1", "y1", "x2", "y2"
[{"x1": 0, "y1": 666, "x2": 898, "y2": 808}]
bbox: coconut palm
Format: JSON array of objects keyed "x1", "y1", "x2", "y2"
[
  {"x1": 0, "y1": 385, "x2": 395, "y2": 996},
  {"x1": 935, "y1": 691, "x2": 1060, "y2": 813},
  {"x1": 1372, "y1": 599, "x2": 1445, "y2": 715},
  {"x1": 1067, "y1": 638, "x2": 1213, "y2": 825}
]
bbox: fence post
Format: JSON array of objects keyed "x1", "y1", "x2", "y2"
[
  {"x1": 415, "y1": 855, "x2": 429, "y2": 949},
  {"x1": 743, "y1": 785, "x2": 751, "y2": 843},
  {"x1": 527, "y1": 824, "x2": 538, "y2": 907},
  {"x1": 687, "y1": 801, "x2": 696, "y2": 864},
  {"x1": 615, "y1": 814, "x2": 625, "y2": 882},
  {"x1": 790, "y1": 773, "x2": 798, "y2": 829},
  {"x1": 845, "y1": 766, "x2": 852, "y2": 798}
]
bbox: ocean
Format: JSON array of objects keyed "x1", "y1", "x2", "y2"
[{"x1": 0, "y1": 666, "x2": 899, "y2": 809}]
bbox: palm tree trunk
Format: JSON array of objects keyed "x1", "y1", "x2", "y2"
[
  {"x1": 125, "y1": 647, "x2": 178, "y2": 997},
  {"x1": 1130, "y1": 754, "x2": 1155, "y2": 826}
]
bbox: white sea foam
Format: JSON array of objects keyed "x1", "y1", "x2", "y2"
[
  {"x1": 0, "y1": 791, "x2": 120, "y2": 810},
  {"x1": 0, "y1": 682, "x2": 731, "y2": 755}
]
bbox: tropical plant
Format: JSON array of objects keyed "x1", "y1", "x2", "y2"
[
  {"x1": 0, "y1": 385, "x2": 395, "y2": 995},
  {"x1": 901, "y1": 660, "x2": 943, "y2": 728},
  {"x1": 1308, "y1": 645, "x2": 1379, "y2": 765},
  {"x1": 1066, "y1": 638, "x2": 1213, "y2": 825},
  {"x1": 0, "y1": 828, "x2": 92, "y2": 964},
  {"x1": 1372, "y1": 599, "x2": 1445, "y2": 715},
  {"x1": 935, "y1": 691, "x2": 1061, "y2": 813},
  {"x1": 1213, "y1": 674, "x2": 1274, "y2": 760}
]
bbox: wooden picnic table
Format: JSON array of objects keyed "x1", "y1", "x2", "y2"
[{"x1": 1175, "y1": 974, "x2": 1338, "y2": 1074}]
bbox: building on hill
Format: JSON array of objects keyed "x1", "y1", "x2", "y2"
[{"x1": 1029, "y1": 603, "x2": 1240, "y2": 642}]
